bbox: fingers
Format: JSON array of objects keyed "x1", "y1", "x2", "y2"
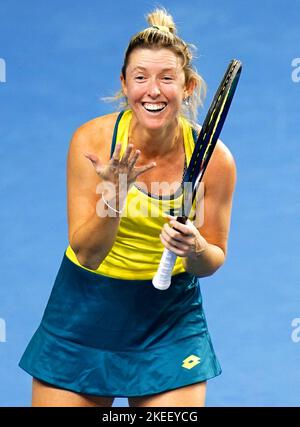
[
  {"x1": 85, "y1": 143, "x2": 156, "y2": 183},
  {"x1": 111, "y1": 143, "x2": 142, "y2": 170},
  {"x1": 84, "y1": 152, "x2": 98, "y2": 163},
  {"x1": 127, "y1": 149, "x2": 141, "y2": 169},
  {"x1": 120, "y1": 144, "x2": 134, "y2": 165},
  {"x1": 164, "y1": 215, "x2": 194, "y2": 237},
  {"x1": 110, "y1": 143, "x2": 122, "y2": 165},
  {"x1": 162, "y1": 222, "x2": 191, "y2": 243},
  {"x1": 160, "y1": 218, "x2": 194, "y2": 257},
  {"x1": 159, "y1": 232, "x2": 189, "y2": 257},
  {"x1": 84, "y1": 152, "x2": 102, "y2": 171}
]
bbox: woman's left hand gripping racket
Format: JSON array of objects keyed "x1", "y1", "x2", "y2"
[{"x1": 152, "y1": 59, "x2": 242, "y2": 290}]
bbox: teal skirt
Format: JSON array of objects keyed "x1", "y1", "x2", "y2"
[{"x1": 19, "y1": 252, "x2": 221, "y2": 398}]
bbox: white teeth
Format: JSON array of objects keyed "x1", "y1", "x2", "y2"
[{"x1": 143, "y1": 103, "x2": 166, "y2": 111}]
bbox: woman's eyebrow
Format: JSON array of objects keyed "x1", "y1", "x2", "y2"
[{"x1": 131, "y1": 66, "x2": 177, "y2": 72}]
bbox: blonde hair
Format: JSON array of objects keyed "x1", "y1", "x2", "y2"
[{"x1": 103, "y1": 7, "x2": 206, "y2": 127}]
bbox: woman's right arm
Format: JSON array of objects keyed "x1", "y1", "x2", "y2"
[
  {"x1": 67, "y1": 125, "x2": 122, "y2": 270},
  {"x1": 67, "y1": 121, "x2": 156, "y2": 270}
]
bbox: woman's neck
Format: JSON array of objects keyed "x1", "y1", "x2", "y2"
[{"x1": 128, "y1": 115, "x2": 182, "y2": 160}]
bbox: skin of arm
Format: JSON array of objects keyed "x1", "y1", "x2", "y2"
[{"x1": 67, "y1": 122, "x2": 122, "y2": 270}]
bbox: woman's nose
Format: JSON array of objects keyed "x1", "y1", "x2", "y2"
[{"x1": 147, "y1": 81, "x2": 161, "y2": 97}]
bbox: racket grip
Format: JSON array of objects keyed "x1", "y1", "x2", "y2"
[{"x1": 152, "y1": 248, "x2": 177, "y2": 290}]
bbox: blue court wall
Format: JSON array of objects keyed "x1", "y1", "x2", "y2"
[{"x1": 0, "y1": 0, "x2": 299, "y2": 406}]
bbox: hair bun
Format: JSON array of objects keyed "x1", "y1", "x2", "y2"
[
  {"x1": 151, "y1": 25, "x2": 172, "y2": 33},
  {"x1": 147, "y1": 8, "x2": 177, "y2": 35}
]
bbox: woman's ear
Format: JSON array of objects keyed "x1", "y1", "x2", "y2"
[
  {"x1": 120, "y1": 74, "x2": 128, "y2": 97},
  {"x1": 184, "y1": 78, "x2": 197, "y2": 97}
]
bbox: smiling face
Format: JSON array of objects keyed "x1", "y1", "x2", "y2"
[{"x1": 121, "y1": 48, "x2": 191, "y2": 131}]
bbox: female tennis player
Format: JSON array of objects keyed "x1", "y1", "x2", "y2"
[{"x1": 19, "y1": 8, "x2": 236, "y2": 407}]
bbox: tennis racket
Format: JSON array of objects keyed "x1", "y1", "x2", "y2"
[{"x1": 152, "y1": 59, "x2": 242, "y2": 290}]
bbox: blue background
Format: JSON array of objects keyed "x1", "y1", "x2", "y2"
[{"x1": 0, "y1": 0, "x2": 299, "y2": 406}]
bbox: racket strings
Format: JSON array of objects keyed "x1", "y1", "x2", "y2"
[{"x1": 180, "y1": 60, "x2": 242, "y2": 218}]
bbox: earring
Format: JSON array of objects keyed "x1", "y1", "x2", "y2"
[{"x1": 183, "y1": 96, "x2": 190, "y2": 106}]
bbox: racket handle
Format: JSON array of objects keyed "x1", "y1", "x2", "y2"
[{"x1": 152, "y1": 248, "x2": 177, "y2": 290}]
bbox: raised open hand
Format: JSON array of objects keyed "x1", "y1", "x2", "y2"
[{"x1": 84, "y1": 143, "x2": 156, "y2": 191}]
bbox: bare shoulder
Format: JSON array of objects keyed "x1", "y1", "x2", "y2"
[
  {"x1": 212, "y1": 139, "x2": 236, "y2": 170},
  {"x1": 69, "y1": 112, "x2": 120, "y2": 161},
  {"x1": 195, "y1": 124, "x2": 236, "y2": 175},
  {"x1": 203, "y1": 139, "x2": 237, "y2": 193}
]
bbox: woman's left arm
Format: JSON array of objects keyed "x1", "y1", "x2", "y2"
[{"x1": 160, "y1": 142, "x2": 237, "y2": 277}]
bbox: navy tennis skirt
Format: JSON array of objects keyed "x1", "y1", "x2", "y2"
[{"x1": 19, "y1": 252, "x2": 221, "y2": 398}]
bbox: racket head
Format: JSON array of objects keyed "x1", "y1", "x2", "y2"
[{"x1": 179, "y1": 59, "x2": 242, "y2": 219}]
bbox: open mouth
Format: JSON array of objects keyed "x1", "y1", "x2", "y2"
[{"x1": 142, "y1": 102, "x2": 167, "y2": 114}]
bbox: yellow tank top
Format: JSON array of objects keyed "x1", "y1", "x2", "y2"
[{"x1": 66, "y1": 110, "x2": 198, "y2": 279}]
